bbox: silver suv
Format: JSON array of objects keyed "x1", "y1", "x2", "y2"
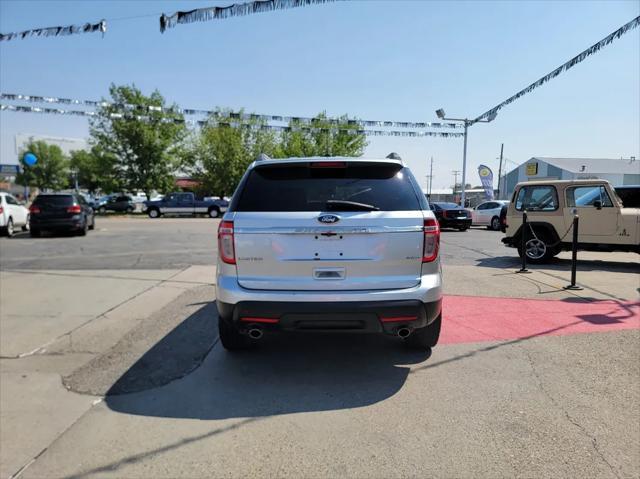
[{"x1": 215, "y1": 155, "x2": 443, "y2": 350}]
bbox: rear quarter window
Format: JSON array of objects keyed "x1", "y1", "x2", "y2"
[{"x1": 233, "y1": 163, "x2": 425, "y2": 212}]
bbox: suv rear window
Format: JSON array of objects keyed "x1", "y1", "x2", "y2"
[
  {"x1": 234, "y1": 163, "x2": 425, "y2": 212},
  {"x1": 33, "y1": 195, "x2": 75, "y2": 207}
]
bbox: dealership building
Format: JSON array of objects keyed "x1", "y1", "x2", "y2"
[{"x1": 499, "y1": 157, "x2": 639, "y2": 199}]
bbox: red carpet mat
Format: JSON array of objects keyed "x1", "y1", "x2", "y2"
[{"x1": 441, "y1": 295, "x2": 640, "y2": 345}]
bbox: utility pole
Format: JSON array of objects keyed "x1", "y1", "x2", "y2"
[
  {"x1": 452, "y1": 170, "x2": 460, "y2": 202},
  {"x1": 425, "y1": 156, "x2": 434, "y2": 198},
  {"x1": 497, "y1": 143, "x2": 504, "y2": 200}
]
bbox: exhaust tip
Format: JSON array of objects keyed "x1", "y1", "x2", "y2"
[
  {"x1": 248, "y1": 328, "x2": 263, "y2": 340},
  {"x1": 397, "y1": 327, "x2": 411, "y2": 339}
]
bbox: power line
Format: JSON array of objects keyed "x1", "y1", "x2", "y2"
[{"x1": 472, "y1": 15, "x2": 640, "y2": 124}]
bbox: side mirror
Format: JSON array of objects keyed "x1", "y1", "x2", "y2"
[{"x1": 593, "y1": 200, "x2": 602, "y2": 210}]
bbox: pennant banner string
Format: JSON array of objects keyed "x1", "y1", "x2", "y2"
[
  {"x1": 0, "y1": 20, "x2": 106, "y2": 42},
  {"x1": 0, "y1": 93, "x2": 464, "y2": 130},
  {"x1": 160, "y1": 0, "x2": 342, "y2": 33},
  {"x1": 0, "y1": 104, "x2": 465, "y2": 138},
  {"x1": 472, "y1": 15, "x2": 640, "y2": 124}
]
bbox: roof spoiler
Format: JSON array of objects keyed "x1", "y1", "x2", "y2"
[{"x1": 386, "y1": 152, "x2": 404, "y2": 164}]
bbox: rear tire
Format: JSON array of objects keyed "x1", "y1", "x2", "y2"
[
  {"x1": 490, "y1": 216, "x2": 501, "y2": 231},
  {"x1": 98, "y1": 206, "x2": 106, "y2": 215},
  {"x1": 148, "y1": 208, "x2": 160, "y2": 219},
  {"x1": 406, "y1": 314, "x2": 441, "y2": 349},
  {"x1": 218, "y1": 317, "x2": 251, "y2": 351},
  {"x1": 5, "y1": 218, "x2": 14, "y2": 237},
  {"x1": 208, "y1": 207, "x2": 220, "y2": 219},
  {"x1": 78, "y1": 219, "x2": 88, "y2": 236}
]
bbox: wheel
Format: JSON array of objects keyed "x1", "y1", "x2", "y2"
[
  {"x1": 98, "y1": 206, "x2": 106, "y2": 215},
  {"x1": 517, "y1": 229, "x2": 556, "y2": 263},
  {"x1": 77, "y1": 219, "x2": 89, "y2": 236},
  {"x1": 30, "y1": 228, "x2": 41, "y2": 237},
  {"x1": 406, "y1": 314, "x2": 441, "y2": 349},
  {"x1": 5, "y1": 218, "x2": 14, "y2": 237},
  {"x1": 490, "y1": 216, "x2": 501, "y2": 231},
  {"x1": 208, "y1": 207, "x2": 220, "y2": 218},
  {"x1": 126, "y1": 206, "x2": 134, "y2": 214},
  {"x1": 218, "y1": 317, "x2": 251, "y2": 351},
  {"x1": 148, "y1": 208, "x2": 160, "y2": 218},
  {"x1": 22, "y1": 215, "x2": 30, "y2": 231}
]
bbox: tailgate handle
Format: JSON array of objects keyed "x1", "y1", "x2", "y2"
[{"x1": 314, "y1": 268, "x2": 345, "y2": 280}]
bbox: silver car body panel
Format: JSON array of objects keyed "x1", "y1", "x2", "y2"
[{"x1": 216, "y1": 157, "x2": 442, "y2": 305}]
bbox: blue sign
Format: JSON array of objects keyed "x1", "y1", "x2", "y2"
[
  {"x1": 477, "y1": 165, "x2": 494, "y2": 200},
  {"x1": 0, "y1": 164, "x2": 20, "y2": 175},
  {"x1": 24, "y1": 153, "x2": 37, "y2": 166}
]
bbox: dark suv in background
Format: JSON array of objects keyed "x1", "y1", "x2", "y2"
[
  {"x1": 96, "y1": 195, "x2": 135, "y2": 214},
  {"x1": 29, "y1": 193, "x2": 95, "y2": 237}
]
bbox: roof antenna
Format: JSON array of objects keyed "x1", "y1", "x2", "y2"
[{"x1": 386, "y1": 152, "x2": 402, "y2": 161}]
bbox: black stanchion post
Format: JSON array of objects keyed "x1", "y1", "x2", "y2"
[
  {"x1": 564, "y1": 213, "x2": 583, "y2": 290},
  {"x1": 517, "y1": 210, "x2": 531, "y2": 273}
]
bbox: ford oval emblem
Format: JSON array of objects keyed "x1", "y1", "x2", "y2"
[{"x1": 318, "y1": 214, "x2": 340, "y2": 224}]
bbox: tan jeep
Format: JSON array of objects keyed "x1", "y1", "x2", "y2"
[{"x1": 502, "y1": 179, "x2": 639, "y2": 262}]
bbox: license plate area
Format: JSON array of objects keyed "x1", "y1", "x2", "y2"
[{"x1": 313, "y1": 267, "x2": 346, "y2": 280}]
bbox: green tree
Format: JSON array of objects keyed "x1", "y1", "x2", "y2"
[
  {"x1": 69, "y1": 146, "x2": 120, "y2": 194},
  {"x1": 279, "y1": 112, "x2": 367, "y2": 158},
  {"x1": 189, "y1": 110, "x2": 280, "y2": 198},
  {"x1": 16, "y1": 140, "x2": 69, "y2": 191},
  {"x1": 89, "y1": 84, "x2": 187, "y2": 199}
]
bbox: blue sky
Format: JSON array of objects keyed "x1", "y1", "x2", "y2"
[{"x1": 1, "y1": 0, "x2": 638, "y2": 190}]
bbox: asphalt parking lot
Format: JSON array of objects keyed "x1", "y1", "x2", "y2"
[{"x1": 1, "y1": 217, "x2": 638, "y2": 478}]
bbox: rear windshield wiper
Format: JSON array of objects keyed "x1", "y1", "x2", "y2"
[{"x1": 325, "y1": 200, "x2": 380, "y2": 211}]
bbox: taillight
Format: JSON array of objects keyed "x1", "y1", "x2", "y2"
[
  {"x1": 0, "y1": 206, "x2": 3, "y2": 214},
  {"x1": 422, "y1": 218, "x2": 440, "y2": 262},
  {"x1": 29, "y1": 205, "x2": 41, "y2": 214},
  {"x1": 218, "y1": 220, "x2": 236, "y2": 264},
  {"x1": 67, "y1": 205, "x2": 82, "y2": 214}
]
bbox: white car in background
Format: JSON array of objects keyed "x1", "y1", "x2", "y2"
[
  {"x1": 471, "y1": 200, "x2": 509, "y2": 230},
  {"x1": 0, "y1": 192, "x2": 30, "y2": 237}
]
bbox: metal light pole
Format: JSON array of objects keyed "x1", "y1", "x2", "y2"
[
  {"x1": 435, "y1": 109, "x2": 497, "y2": 208},
  {"x1": 497, "y1": 143, "x2": 504, "y2": 200},
  {"x1": 461, "y1": 121, "x2": 469, "y2": 206}
]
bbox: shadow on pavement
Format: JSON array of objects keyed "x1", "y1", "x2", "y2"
[
  {"x1": 105, "y1": 315, "x2": 430, "y2": 420},
  {"x1": 475, "y1": 255, "x2": 640, "y2": 274},
  {"x1": 561, "y1": 296, "x2": 640, "y2": 325}
]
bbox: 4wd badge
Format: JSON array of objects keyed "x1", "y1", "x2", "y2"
[{"x1": 318, "y1": 214, "x2": 340, "y2": 224}]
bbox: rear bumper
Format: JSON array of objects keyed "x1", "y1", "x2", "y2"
[
  {"x1": 217, "y1": 298, "x2": 442, "y2": 334},
  {"x1": 502, "y1": 236, "x2": 516, "y2": 247},
  {"x1": 30, "y1": 216, "x2": 84, "y2": 230},
  {"x1": 438, "y1": 218, "x2": 472, "y2": 229}
]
